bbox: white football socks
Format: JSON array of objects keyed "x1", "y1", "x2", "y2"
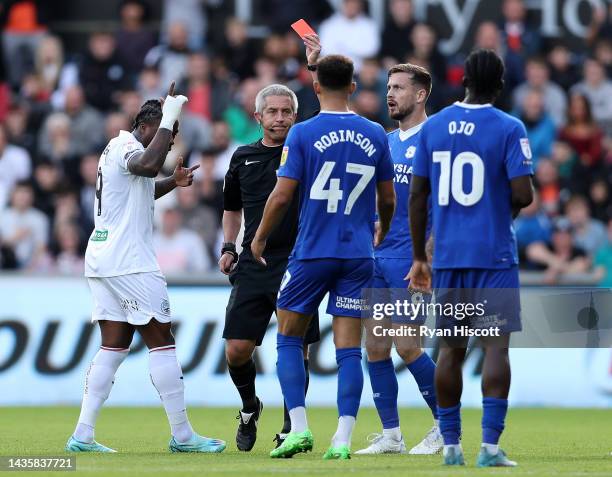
[
  {"x1": 383, "y1": 426, "x2": 402, "y2": 441},
  {"x1": 331, "y1": 415, "x2": 356, "y2": 448},
  {"x1": 74, "y1": 347, "x2": 129, "y2": 443},
  {"x1": 149, "y1": 346, "x2": 194, "y2": 443},
  {"x1": 482, "y1": 443, "x2": 499, "y2": 455},
  {"x1": 289, "y1": 406, "x2": 308, "y2": 433}
]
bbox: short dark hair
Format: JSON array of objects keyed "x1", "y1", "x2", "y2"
[
  {"x1": 464, "y1": 49, "x2": 505, "y2": 98},
  {"x1": 132, "y1": 99, "x2": 162, "y2": 130},
  {"x1": 388, "y1": 63, "x2": 433, "y2": 97},
  {"x1": 317, "y1": 55, "x2": 354, "y2": 91}
]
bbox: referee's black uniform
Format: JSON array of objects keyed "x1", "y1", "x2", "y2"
[{"x1": 222, "y1": 139, "x2": 320, "y2": 345}]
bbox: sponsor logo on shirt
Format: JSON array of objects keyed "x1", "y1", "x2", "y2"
[
  {"x1": 280, "y1": 146, "x2": 289, "y2": 166},
  {"x1": 520, "y1": 137, "x2": 533, "y2": 161},
  {"x1": 90, "y1": 230, "x2": 108, "y2": 242}
]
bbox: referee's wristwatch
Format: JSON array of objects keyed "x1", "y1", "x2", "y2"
[
  {"x1": 307, "y1": 64, "x2": 318, "y2": 72},
  {"x1": 221, "y1": 242, "x2": 238, "y2": 263}
]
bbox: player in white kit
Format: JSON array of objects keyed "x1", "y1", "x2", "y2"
[{"x1": 66, "y1": 83, "x2": 226, "y2": 454}]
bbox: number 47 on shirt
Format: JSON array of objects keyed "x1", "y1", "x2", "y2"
[{"x1": 310, "y1": 161, "x2": 375, "y2": 215}]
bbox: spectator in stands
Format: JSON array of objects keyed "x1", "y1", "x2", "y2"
[
  {"x1": 593, "y1": 39, "x2": 612, "y2": 78},
  {"x1": 547, "y1": 41, "x2": 580, "y2": 93},
  {"x1": 178, "y1": 52, "x2": 229, "y2": 122},
  {"x1": 513, "y1": 56, "x2": 567, "y2": 127},
  {"x1": 355, "y1": 58, "x2": 387, "y2": 124},
  {"x1": 564, "y1": 195, "x2": 607, "y2": 256},
  {"x1": 474, "y1": 21, "x2": 525, "y2": 104},
  {"x1": 33, "y1": 35, "x2": 78, "y2": 109},
  {"x1": 160, "y1": 0, "x2": 207, "y2": 51},
  {"x1": 1, "y1": 0, "x2": 49, "y2": 87},
  {"x1": 498, "y1": 0, "x2": 540, "y2": 57},
  {"x1": 514, "y1": 191, "x2": 552, "y2": 265},
  {"x1": 550, "y1": 140, "x2": 576, "y2": 182},
  {"x1": 221, "y1": 17, "x2": 257, "y2": 81},
  {"x1": 175, "y1": 184, "x2": 218, "y2": 264},
  {"x1": 37, "y1": 112, "x2": 80, "y2": 183},
  {"x1": 32, "y1": 159, "x2": 60, "y2": 219},
  {"x1": 53, "y1": 221, "x2": 84, "y2": 275},
  {"x1": 223, "y1": 78, "x2": 262, "y2": 144},
  {"x1": 0, "y1": 124, "x2": 31, "y2": 211},
  {"x1": 559, "y1": 93, "x2": 604, "y2": 168},
  {"x1": 137, "y1": 65, "x2": 165, "y2": 101},
  {"x1": 535, "y1": 159, "x2": 561, "y2": 216},
  {"x1": 115, "y1": 0, "x2": 156, "y2": 79},
  {"x1": 79, "y1": 32, "x2": 128, "y2": 112},
  {"x1": 4, "y1": 105, "x2": 36, "y2": 153},
  {"x1": 39, "y1": 86, "x2": 104, "y2": 158},
  {"x1": 570, "y1": 58, "x2": 612, "y2": 134},
  {"x1": 516, "y1": 88, "x2": 556, "y2": 165},
  {"x1": 153, "y1": 206, "x2": 209, "y2": 274},
  {"x1": 408, "y1": 23, "x2": 446, "y2": 85},
  {"x1": 587, "y1": 2, "x2": 612, "y2": 46},
  {"x1": 104, "y1": 112, "x2": 130, "y2": 144},
  {"x1": 593, "y1": 218, "x2": 612, "y2": 287},
  {"x1": 526, "y1": 218, "x2": 590, "y2": 284},
  {"x1": 118, "y1": 89, "x2": 143, "y2": 120},
  {"x1": 319, "y1": 0, "x2": 380, "y2": 72},
  {"x1": 380, "y1": 0, "x2": 415, "y2": 66},
  {"x1": 0, "y1": 181, "x2": 49, "y2": 269},
  {"x1": 144, "y1": 21, "x2": 191, "y2": 88},
  {"x1": 589, "y1": 179, "x2": 611, "y2": 224}
]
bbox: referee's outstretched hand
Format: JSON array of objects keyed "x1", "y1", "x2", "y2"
[{"x1": 250, "y1": 237, "x2": 267, "y2": 267}]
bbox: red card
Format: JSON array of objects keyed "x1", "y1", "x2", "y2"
[{"x1": 291, "y1": 19, "x2": 316, "y2": 39}]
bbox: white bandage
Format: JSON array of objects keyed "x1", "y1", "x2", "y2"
[{"x1": 159, "y1": 94, "x2": 188, "y2": 131}]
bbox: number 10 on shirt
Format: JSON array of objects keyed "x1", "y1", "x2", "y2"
[{"x1": 310, "y1": 161, "x2": 375, "y2": 214}]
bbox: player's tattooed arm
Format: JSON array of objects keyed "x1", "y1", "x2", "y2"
[
  {"x1": 510, "y1": 176, "x2": 535, "y2": 219},
  {"x1": 251, "y1": 177, "x2": 299, "y2": 266},
  {"x1": 374, "y1": 180, "x2": 395, "y2": 247}
]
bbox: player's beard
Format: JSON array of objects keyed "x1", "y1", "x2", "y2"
[{"x1": 389, "y1": 103, "x2": 415, "y2": 121}]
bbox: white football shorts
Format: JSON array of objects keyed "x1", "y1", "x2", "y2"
[{"x1": 87, "y1": 271, "x2": 171, "y2": 325}]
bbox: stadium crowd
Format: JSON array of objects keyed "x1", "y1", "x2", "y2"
[{"x1": 0, "y1": 0, "x2": 610, "y2": 285}]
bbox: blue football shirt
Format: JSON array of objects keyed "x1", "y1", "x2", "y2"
[
  {"x1": 278, "y1": 111, "x2": 394, "y2": 259},
  {"x1": 412, "y1": 102, "x2": 534, "y2": 269},
  {"x1": 375, "y1": 123, "x2": 431, "y2": 260}
]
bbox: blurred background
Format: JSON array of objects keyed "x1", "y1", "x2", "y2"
[
  {"x1": 0, "y1": 0, "x2": 610, "y2": 285},
  {"x1": 0, "y1": 0, "x2": 610, "y2": 408}
]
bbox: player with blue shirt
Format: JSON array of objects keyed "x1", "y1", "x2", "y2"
[
  {"x1": 355, "y1": 63, "x2": 442, "y2": 456},
  {"x1": 251, "y1": 54, "x2": 396, "y2": 460},
  {"x1": 408, "y1": 49, "x2": 534, "y2": 467}
]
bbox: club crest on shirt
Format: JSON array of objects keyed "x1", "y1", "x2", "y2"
[
  {"x1": 405, "y1": 145, "x2": 416, "y2": 158},
  {"x1": 520, "y1": 138, "x2": 532, "y2": 160},
  {"x1": 280, "y1": 146, "x2": 289, "y2": 166},
  {"x1": 161, "y1": 299, "x2": 171, "y2": 315}
]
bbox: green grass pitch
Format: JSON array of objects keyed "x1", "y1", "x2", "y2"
[{"x1": 0, "y1": 407, "x2": 610, "y2": 476}]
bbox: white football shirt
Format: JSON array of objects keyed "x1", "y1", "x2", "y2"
[{"x1": 85, "y1": 130, "x2": 159, "y2": 277}]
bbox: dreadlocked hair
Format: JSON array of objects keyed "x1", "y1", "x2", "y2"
[
  {"x1": 132, "y1": 99, "x2": 163, "y2": 130},
  {"x1": 464, "y1": 49, "x2": 505, "y2": 99}
]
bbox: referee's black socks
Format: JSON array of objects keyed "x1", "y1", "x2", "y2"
[
  {"x1": 228, "y1": 358, "x2": 258, "y2": 413},
  {"x1": 281, "y1": 359, "x2": 310, "y2": 434}
]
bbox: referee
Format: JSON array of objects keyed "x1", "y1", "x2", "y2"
[{"x1": 220, "y1": 84, "x2": 320, "y2": 452}]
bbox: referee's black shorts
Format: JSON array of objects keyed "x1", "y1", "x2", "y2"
[{"x1": 223, "y1": 250, "x2": 320, "y2": 346}]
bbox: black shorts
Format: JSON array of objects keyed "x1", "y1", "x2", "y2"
[{"x1": 223, "y1": 251, "x2": 320, "y2": 346}]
